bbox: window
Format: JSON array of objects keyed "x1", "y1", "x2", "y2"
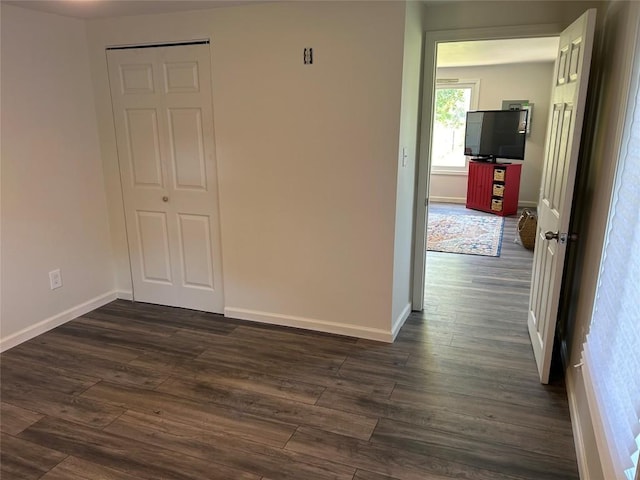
[
  {"x1": 430, "y1": 80, "x2": 479, "y2": 173},
  {"x1": 581, "y1": 45, "x2": 640, "y2": 480}
]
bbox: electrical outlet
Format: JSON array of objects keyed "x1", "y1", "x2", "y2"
[{"x1": 49, "y1": 269, "x2": 62, "y2": 290}]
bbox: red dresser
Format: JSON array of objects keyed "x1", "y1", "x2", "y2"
[{"x1": 466, "y1": 161, "x2": 521, "y2": 216}]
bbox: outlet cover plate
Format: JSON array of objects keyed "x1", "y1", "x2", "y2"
[{"x1": 49, "y1": 269, "x2": 62, "y2": 290}]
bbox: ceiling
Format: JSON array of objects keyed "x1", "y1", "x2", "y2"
[
  {"x1": 437, "y1": 37, "x2": 559, "y2": 68},
  {"x1": 1, "y1": 0, "x2": 257, "y2": 18},
  {"x1": 2, "y1": 1, "x2": 558, "y2": 68}
]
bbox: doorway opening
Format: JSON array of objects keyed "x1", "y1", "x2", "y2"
[
  {"x1": 414, "y1": 10, "x2": 596, "y2": 385},
  {"x1": 420, "y1": 34, "x2": 563, "y2": 380}
]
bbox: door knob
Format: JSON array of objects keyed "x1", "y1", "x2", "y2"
[
  {"x1": 545, "y1": 231, "x2": 559, "y2": 241},
  {"x1": 545, "y1": 231, "x2": 578, "y2": 244},
  {"x1": 162, "y1": 196, "x2": 169, "y2": 202}
]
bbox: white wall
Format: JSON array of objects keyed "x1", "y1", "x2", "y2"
[
  {"x1": 429, "y1": 62, "x2": 554, "y2": 205},
  {"x1": 0, "y1": 5, "x2": 116, "y2": 350},
  {"x1": 392, "y1": 1, "x2": 424, "y2": 335},
  {"x1": 86, "y1": 1, "x2": 407, "y2": 340}
]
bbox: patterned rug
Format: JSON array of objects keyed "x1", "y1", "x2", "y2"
[{"x1": 427, "y1": 212, "x2": 505, "y2": 257}]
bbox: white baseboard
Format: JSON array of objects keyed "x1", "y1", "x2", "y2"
[
  {"x1": 224, "y1": 307, "x2": 395, "y2": 343},
  {"x1": 566, "y1": 365, "x2": 606, "y2": 480},
  {"x1": 567, "y1": 367, "x2": 591, "y2": 480},
  {"x1": 0, "y1": 291, "x2": 117, "y2": 352},
  {"x1": 429, "y1": 196, "x2": 466, "y2": 204},
  {"x1": 117, "y1": 290, "x2": 133, "y2": 300},
  {"x1": 391, "y1": 302, "x2": 411, "y2": 341},
  {"x1": 429, "y1": 198, "x2": 537, "y2": 208}
]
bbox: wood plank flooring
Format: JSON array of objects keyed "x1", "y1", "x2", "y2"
[{"x1": 0, "y1": 204, "x2": 578, "y2": 479}]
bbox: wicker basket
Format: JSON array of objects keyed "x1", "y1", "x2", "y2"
[
  {"x1": 517, "y1": 209, "x2": 537, "y2": 250},
  {"x1": 494, "y1": 168, "x2": 506, "y2": 181}
]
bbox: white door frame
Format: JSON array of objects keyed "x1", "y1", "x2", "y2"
[{"x1": 411, "y1": 23, "x2": 563, "y2": 311}]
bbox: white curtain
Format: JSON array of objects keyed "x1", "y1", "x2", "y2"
[{"x1": 582, "y1": 46, "x2": 640, "y2": 480}]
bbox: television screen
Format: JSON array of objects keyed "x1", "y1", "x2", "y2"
[{"x1": 464, "y1": 110, "x2": 528, "y2": 161}]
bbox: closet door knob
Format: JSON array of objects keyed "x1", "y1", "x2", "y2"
[{"x1": 162, "y1": 196, "x2": 169, "y2": 202}]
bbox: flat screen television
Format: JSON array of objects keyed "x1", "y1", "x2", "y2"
[{"x1": 464, "y1": 109, "x2": 528, "y2": 163}]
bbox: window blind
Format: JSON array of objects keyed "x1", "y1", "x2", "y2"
[{"x1": 582, "y1": 48, "x2": 640, "y2": 480}]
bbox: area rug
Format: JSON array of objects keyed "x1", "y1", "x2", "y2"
[{"x1": 427, "y1": 212, "x2": 505, "y2": 257}]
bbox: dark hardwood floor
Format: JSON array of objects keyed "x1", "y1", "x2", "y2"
[{"x1": 0, "y1": 204, "x2": 578, "y2": 479}]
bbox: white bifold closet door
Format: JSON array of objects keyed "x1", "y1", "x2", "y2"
[{"x1": 107, "y1": 43, "x2": 224, "y2": 313}]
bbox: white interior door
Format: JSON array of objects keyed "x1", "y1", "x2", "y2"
[
  {"x1": 107, "y1": 43, "x2": 224, "y2": 313},
  {"x1": 528, "y1": 10, "x2": 596, "y2": 383}
]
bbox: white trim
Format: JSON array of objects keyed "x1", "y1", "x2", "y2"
[
  {"x1": 411, "y1": 23, "x2": 562, "y2": 311},
  {"x1": 429, "y1": 197, "x2": 538, "y2": 207},
  {"x1": 582, "y1": 347, "x2": 619, "y2": 479},
  {"x1": 430, "y1": 170, "x2": 468, "y2": 176},
  {"x1": 566, "y1": 365, "x2": 596, "y2": 480},
  {"x1": 391, "y1": 302, "x2": 411, "y2": 341},
  {"x1": 224, "y1": 307, "x2": 395, "y2": 343},
  {"x1": 0, "y1": 291, "x2": 117, "y2": 352},
  {"x1": 117, "y1": 290, "x2": 133, "y2": 300},
  {"x1": 429, "y1": 196, "x2": 466, "y2": 204},
  {"x1": 427, "y1": 197, "x2": 536, "y2": 208}
]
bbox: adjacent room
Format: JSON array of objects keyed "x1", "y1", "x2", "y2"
[
  {"x1": 422, "y1": 35, "x2": 557, "y2": 377},
  {"x1": 1, "y1": 1, "x2": 638, "y2": 479}
]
